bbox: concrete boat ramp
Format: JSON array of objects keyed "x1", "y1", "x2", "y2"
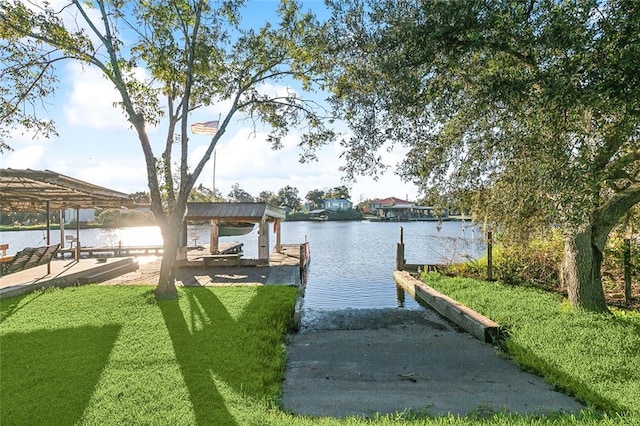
[
  {"x1": 282, "y1": 308, "x2": 585, "y2": 418},
  {"x1": 282, "y1": 271, "x2": 585, "y2": 418}
]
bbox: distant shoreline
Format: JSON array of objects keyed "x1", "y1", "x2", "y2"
[
  {"x1": 0, "y1": 223, "x2": 156, "y2": 232},
  {"x1": 1, "y1": 216, "x2": 476, "y2": 232}
]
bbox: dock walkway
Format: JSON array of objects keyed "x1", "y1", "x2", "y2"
[
  {"x1": 0, "y1": 244, "x2": 306, "y2": 298},
  {"x1": 0, "y1": 257, "x2": 139, "y2": 298},
  {"x1": 56, "y1": 245, "x2": 164, "y2": 259}
]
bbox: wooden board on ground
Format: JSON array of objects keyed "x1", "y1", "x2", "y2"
[
  {"x1": 265, "y1": 265, "x2": 299, "y2": 286},
  {"x1": 394, "y1": 270, "x2": 500, "y2": 343}
]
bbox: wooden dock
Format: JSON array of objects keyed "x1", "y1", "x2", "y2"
[
  {"x1": 0, "y1": 257, "x2": 139, "y2": 299},
  {"x1": 56, "y1": 245, "x2": 164, "y2": 259},
  {"x1": 1, "y1": 243, "x2": 310, "y2": 298}
]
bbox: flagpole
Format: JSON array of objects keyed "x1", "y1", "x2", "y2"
[
  {"x1": 190, "y1": 118, "x2": 219, "y2": 198},
  {"x1": 213, "y1": 149, "x2": 216, "y2": 196}
]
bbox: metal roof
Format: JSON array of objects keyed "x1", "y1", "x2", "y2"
[
  {"x1": 0, "y1": 168, "x2": 135, "y2": 211},
  {"x1": 185, "y1": 202, "x2": 286, "y2": 221}
]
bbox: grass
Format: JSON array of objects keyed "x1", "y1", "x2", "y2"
[
  {"x1": 420, "y1": 272, "x2": 640, "y2": 423},
  {"x1": 1, "y1": 285, "x2": 297, "y2": 425},
  {"x1": 1, "y1": 282, "x2": 638, "y2": 425}
]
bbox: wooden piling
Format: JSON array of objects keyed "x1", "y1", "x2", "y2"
[{"x1": 396, "y1": 226, "x2": 405, "y2": 270}]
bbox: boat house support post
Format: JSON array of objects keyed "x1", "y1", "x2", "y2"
[
  {"x1": 258, "y1": 219, "x2": 269, "y2": 261},
  {"x1": 75, "y1": 208, "x2": 80, "y2": 261},
  {"x1": 275, "y1": 219, "x2": 281, "y2": 253},
  {"x1": 46, "y1": 201, "x2": 51, "y2": 275},
  {"x1": 59, "y1": 210, "x2": 65, "y2": 248},
  {"x1": 176, "y1": 221, "x2": 188, "y2": 260},
  {"x1": 210, "y1": 219, "x2": 219, "y2": 254}
]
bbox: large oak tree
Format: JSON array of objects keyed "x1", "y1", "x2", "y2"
[
  {"x1": 327, "y1": 0, "x2": 640, "y2": 312},
  {"x1": 1, "y1": 0, "x2": 335, "y2": 298}
]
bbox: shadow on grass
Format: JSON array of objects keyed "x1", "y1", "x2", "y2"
[
  {"x1": 159, "y1": 287, "x2": 295, "y2": 426},
  {"x1": 1, "y1": 325, "x2": 121, "y2": 425},
  {"x1": 0, "y1": 292, "x2": 43, "y2": 323}
]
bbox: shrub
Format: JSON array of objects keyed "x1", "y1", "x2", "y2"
[{"x1": 447, "y1": 232, "x2": 564, "y2": 290}]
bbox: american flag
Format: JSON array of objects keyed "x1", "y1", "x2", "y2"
[{"x1": 190, "y1": 120, "x2": 219, "y2": 135}]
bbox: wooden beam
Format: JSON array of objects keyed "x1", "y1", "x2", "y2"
[
  {"x1": 394, "y1": 270, "x2": 500, "y2": 343},
  {"x1": 275, "y1": 219, "x2": 282, "y2": 252},
  {"x1": 210, "y1": 219, "x2": 219, "y2": 254}
]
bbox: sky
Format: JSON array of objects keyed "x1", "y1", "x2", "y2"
[{"x1": 1, "y1": 0, "x2": 421, "y2": 204}]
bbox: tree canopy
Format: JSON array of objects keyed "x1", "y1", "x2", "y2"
[
  {"x1": 275, "y1": 184, "x2": 302, "y2": 210},
  {"x1": 1, "y1": 0, "x2": 336, "y2": 297},
  {"x1": 327, "y1": 0, "x2": 640, "y2": 312},
  {"x1": 228, "y1": 182, "x2": 255, "y2": 202}
]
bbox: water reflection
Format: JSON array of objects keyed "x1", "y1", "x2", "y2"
[
  {"x1": 396, "y1": 285, "x2": 407, "y2": 308},
  {"x1": 95, "y1": 227, "x2": 163, "y2": 247}
]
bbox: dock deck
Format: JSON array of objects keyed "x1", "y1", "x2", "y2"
[
  {"x1": 0, "y1": 243, "x2": 308, "y2": 298},
  {"x1": 56, "y1": 245, "x2": 164, "y2": 259}
]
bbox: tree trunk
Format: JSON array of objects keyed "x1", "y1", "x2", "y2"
[
  {"x1": 154, "y1": 220, "x2": 181, "y2": 300},
  {"x1": 562, "y1": 229, "x2": 609, "y2": 313}
]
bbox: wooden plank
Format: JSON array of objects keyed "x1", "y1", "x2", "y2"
[
  {"x1": 398, "y1": 263, "x2": 446, "y2": 272},
  {"x1": 266, "y1": 265, "x2": 299, "y2": 286},
  {"x1": 202, "y1": 253, "x2": 241, "y2": 267},
  {"x1": 78, "y1": 260, "x2": 139, "y2": 284},
  {"x1": 394, "y1": 270, "x2": 500, "y2": 343}
]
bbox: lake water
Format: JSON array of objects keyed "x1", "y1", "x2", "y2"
[{"x1": 1, "y1": 220, "x2": 485, "y2": 309}]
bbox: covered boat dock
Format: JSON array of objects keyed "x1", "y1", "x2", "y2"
[
  {"x1": 0, "y1": 168, "x2": 136, "y2": 262},
  {"x1": 179, "y1": 202, "x2": 287, "y2": 267},
  {"x1": 0, "y1": 168, "x2": 138, "y2": 285}
]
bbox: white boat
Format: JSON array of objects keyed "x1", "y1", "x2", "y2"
[{"x1": 218, "y1": 222, "x2": 254, "y2": 236}]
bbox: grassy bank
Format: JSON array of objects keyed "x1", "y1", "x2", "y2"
[
  {"x1": 1, "y1": 285, "x2": 297, "y2": 425},
  {"x1": 2, "y1": 283, "x2": 637, "y2": 425},
  {"x1": 420, "y1": 272, "x2": 640, "y2": 422}
]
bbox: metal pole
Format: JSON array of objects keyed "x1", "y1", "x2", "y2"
[{"x1": 212, "y1": 149, "x2": 216, "y2": 195}]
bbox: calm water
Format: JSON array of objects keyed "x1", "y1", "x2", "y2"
[{"x1": 1, "y1": 221, "x2": 484, "y2": 309}]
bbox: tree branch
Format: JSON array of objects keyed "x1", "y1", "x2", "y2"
[{"x1": 593, "y1": 183, "x2": 640, "y2": 249}]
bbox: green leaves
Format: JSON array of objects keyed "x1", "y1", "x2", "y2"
[{"x1": 328, "y1": 0, "x2": 640, "y2": 231}]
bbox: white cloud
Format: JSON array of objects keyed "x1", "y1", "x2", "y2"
[
  {"x1": 190, "y1": 125, "x2": 419, "y2": 201},
  {"x1": 62, "y1": 63, "x2": 130, "y2": 130},
  {"x1": 1, "y1": 144, "x2": 46, "y2": 169},
  {"x1": 74, "y1": 159, "x2": 149, "y2": 193},
  {"x1": 256, "y1": 81, "x2": 297, "y2": 99}
]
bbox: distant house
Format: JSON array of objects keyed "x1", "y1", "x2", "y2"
[
  {"x1": 370, "y1": 197, "x2": 412, "y2": 210},
  {"x1": 321, "y1": 198, "x2": 353, "y2": 211},
  {"x1": 371, "y1": 197, "x2": 412, "y2": 219},
  {"x1": 370, "y1": 196, "x2": 448, "y2": 221}
]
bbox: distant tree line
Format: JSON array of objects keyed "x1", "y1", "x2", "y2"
[{"x1": 1, "y1": 183, "x2": 366, "y2": 228}]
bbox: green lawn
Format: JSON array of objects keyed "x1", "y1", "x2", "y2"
[
  {"x1": 420, "y1": 272, "x2": 640, "y2": 424},
  {"x1": 1, "y1": 282, "x2": 638, "y2": 425},
  {"x1": 1, "y1": 285, "x2": 297, "y2": 425}
]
